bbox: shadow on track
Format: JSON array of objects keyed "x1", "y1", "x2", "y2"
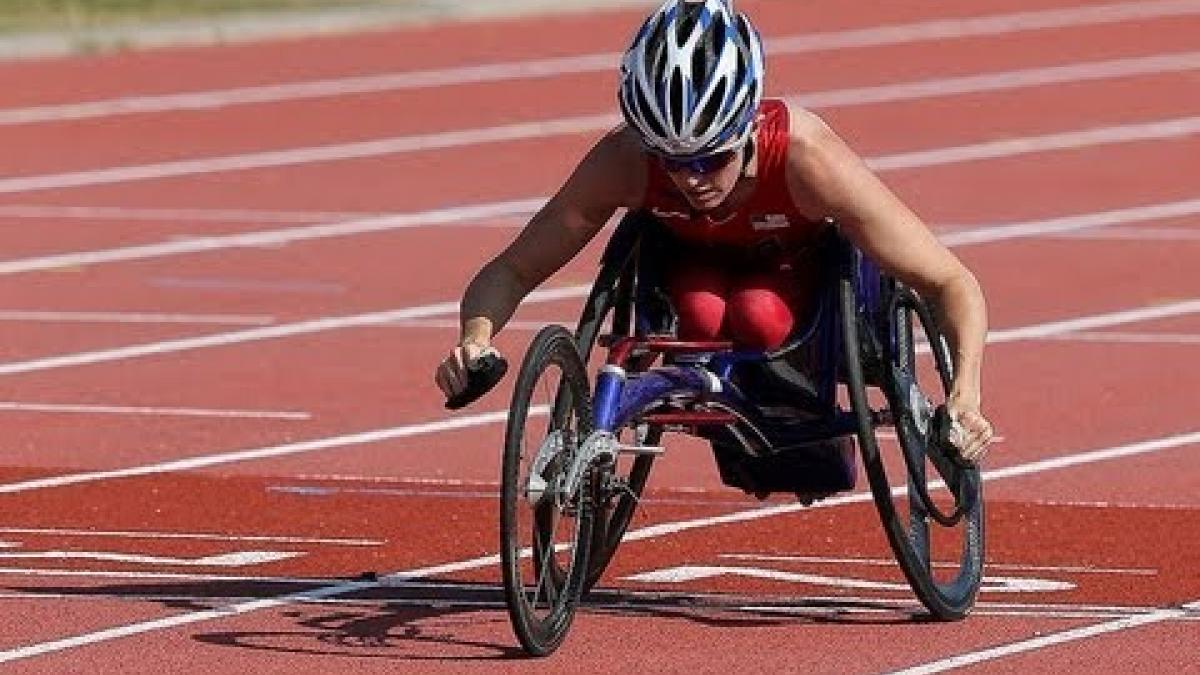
[{"x1": 10, "y1": 578, "x2": 928, "y2": 660}]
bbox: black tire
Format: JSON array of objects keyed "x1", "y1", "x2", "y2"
[
  {"x1": 574, "y1": 223, "x2": 656, "y2": 593},
  {"x1": 840, "y1": 275, "x2": 985, "y2": 620},
  {"x1": 500, "y1": 325, "x2": 597, "y2": 656}
]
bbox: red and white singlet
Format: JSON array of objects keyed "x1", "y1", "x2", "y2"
[{"x1": 638, "y1": 99, "x2": 828, "y2": 350}]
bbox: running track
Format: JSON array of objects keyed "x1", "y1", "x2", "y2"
[{"x1": 0, "y1": 0, "x2": 1197, "y2": 671}]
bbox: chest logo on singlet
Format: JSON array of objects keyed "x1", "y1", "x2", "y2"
[
  {"x1": 650, "y1": 206, "x2": 692, "y2": 220},
  {"x1": 751, "y1": 213, "x2": 791, "y2": 231}
]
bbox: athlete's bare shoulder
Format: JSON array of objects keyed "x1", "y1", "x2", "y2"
[
  {"x1": 779, "y1": 104, "x2": 844, "y2": 217},
  {"x1": 784, "y1": 105, "x2": 840, "y2": 161},
  {"x1": 567, "y1": 125, "x2": 649, "y2": 210}
]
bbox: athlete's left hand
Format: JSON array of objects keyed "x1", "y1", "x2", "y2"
[{"x1": 945, "y1": 395, "x2": 995, "y2": 463}]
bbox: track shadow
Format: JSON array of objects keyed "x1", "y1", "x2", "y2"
[{"x1": 12, "y1": 578, "x2": 929, "y2": 660}]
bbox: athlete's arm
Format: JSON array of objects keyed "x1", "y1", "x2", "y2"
[
  {"x1": 783, "y1": 108, "x2": 994, "y2": 460},
  {"x1": 435, "y1": 129, "x2": 647, "y2": 400}
]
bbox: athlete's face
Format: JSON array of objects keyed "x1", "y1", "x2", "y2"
[{"x1": 661, "y1": 146, "x2": 745, "y2": 211}]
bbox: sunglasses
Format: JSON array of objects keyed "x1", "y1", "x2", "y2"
[{"x1": 658, "y1": 149, "x2": 738, "y2": 174}]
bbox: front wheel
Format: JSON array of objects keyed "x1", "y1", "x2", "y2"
[
  {"x1": 840, "y1": 276, "x2": 985, "y2": 620},
  {"x1": 500, "y1": 325, "x2": 597, "y2": 656}
]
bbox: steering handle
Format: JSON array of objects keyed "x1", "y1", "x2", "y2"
[{"x1": 444, "y1": 351, "x2": 509, "y2": 410}]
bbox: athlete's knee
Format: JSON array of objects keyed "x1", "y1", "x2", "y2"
[
  {"x1": 726, "y1": 282, "x2": 794, "y2": 350},
  {"x1": 668, "y1": 263, "x2": 728, "y2": 340}
]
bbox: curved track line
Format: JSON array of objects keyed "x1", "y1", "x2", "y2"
[
  {"x1": 0, "y1": 284, "x2": 589, "y2": 377},
  {"x1": 0, "y1": 203, "x2": 1193, "y2": 378},
  {"x1": 0, "y1": 299, "x2": 1195, "y2": 494},
  {"x1": 0, "y1": 428, "x2": 1196, "y2": 664},
  {"x1": 2, "y1": 0, "x2": 1197, "y2": 127},
  {"x1": 3, "y1": 56, "x2": 1199, "y2": 195},
  {"x1": 0, "y1": 139, "x2": 1197, "y2": 279},
  {"x1": 887, "y1": 606, "x2": 1193, "y2": 674}
]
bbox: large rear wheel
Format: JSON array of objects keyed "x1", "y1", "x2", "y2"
[{"x1": 840, "y1": 276, "x2": 985, "y2": 620}]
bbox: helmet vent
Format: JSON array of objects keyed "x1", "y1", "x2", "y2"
[
  {"x1": 669, "y1": 69, "x2": 686, "y2": 135},
  {"x1": 696, "y1": 78, "x2": 726, "y2": 135},
  {"x1": 678, "y1": 2, "x2": 703, "y2": 42},
  {"x1": 634, "y1": 85, "x2": 667, "y2": 140}
]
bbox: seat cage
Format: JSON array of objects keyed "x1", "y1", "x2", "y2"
[{"x1": 586, "y1": 210, "x2": 888, "y2": 457}]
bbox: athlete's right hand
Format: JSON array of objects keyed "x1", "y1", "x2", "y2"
[{"x1": 435, "y1": 340, "x2": 491, "y2": 400}]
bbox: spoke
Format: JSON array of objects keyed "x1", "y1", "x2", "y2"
[{"x1": 533, "y1": 507, "x2": 564, "y2": 609}]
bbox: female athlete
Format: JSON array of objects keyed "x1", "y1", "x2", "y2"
[{"x1": 434, "y1": 0, "x2": 995, "y2": 461}]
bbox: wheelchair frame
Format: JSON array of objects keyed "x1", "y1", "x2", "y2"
[{"x1": 499, "y1": 211, "x2": 985, "y2": 656}]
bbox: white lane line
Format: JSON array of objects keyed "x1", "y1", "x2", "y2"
[
  {"x1": 0, "y1": 144, "x2": 1196, "y2": 282},
  {"x1": 0, "y1": 198, "x2": 544, "y2": 275},
  {"x1": 886, "y1": 606, "x2": 1192, "y2": 674},
  {"x1": 1038, "y1": 331, "x2": 1200, "y2": 345},
  {"x1": 0, "y1": 589, "x2": 1188, "y2": 623},
  {"x1": 792, "y1": 51, "x2": 1200, "y2": 109},
  {"x1": 0, "y1": 283, "x2": 589, "y2": 377},
  {"x1": 0, "y1": 551, "x2": 301, "y2": 567},
  {"x1": 0, "y1": 240, "x2": 1193, "y2": 378},
  {"x1": 0, "y1": 527, "x2": 380, "y2": 546},
  {"x1": 0, "y1": 299, "x2": 1194, "y2": 494},
  {"x1": 1, "y1": 428, "x2": 1198, "y2": 664},
  {"x1": 0, "y1": 204, "x2": 376, "y2": 224},
  {"x1": 985, "y1": 300, "x2": 1200, "y2": 344},
  {"x1": 2, "y1": 0, "x2": 1197, "y2": 126},
  {"x1": 389, "y1": 318, "x2": 554, "y2": 331},
  {"x1": 0, "y1": 402, "x2": 309, "y2": 420},
  {"x1": 716, "y1": 554, "x2": 1157, "y2": 576},
  {"x1": 0, "y1": 310, "x2": 275, "y2": 326},
  {"x1": 0, "y1": 567, "x2": 362, "y2": 585},
  {"x1": 870, "y1": 115, "x2": 1200, "y2": 171},
  {"x1": 0, "y1": 408, "x2": 508, "y2": 494},
  {"x1": 2, "y1": 54, "x2": 1199, "y2": 196},
  {"x1": 939, "y1": 199, "x2": 1200, "y2": 246},
  {"x1": 1048, "y1": 226, "x2": 1200, "y2": 241}
]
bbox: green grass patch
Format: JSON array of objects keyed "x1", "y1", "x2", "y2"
[{"x1": 0, "y1": 0, "x2": 404, "y2": 33}]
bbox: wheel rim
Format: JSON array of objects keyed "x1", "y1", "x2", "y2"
[
  {"x1": 841, "y1": 277, "x2": 985, "y2": 620},
  {"x1": 501, "y1": 327, "x2": 594, "y2": 654}
]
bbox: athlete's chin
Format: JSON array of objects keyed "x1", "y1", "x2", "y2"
[{"x1": 684, "y1": 190, "x2": 726, "y2": 210}]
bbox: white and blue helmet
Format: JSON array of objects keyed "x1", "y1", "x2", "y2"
[{"x1": 618, "y1": 0, "x2": 766, "y2": 158}]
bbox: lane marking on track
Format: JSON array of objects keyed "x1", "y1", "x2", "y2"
[
  {"x1": 0, "y1": 172, "x2": 1195, "y2": 286},
  {"x1": 0, "y1": 285, "x2": 589, "y2": 377},
  {"x1": 2, "y1": 56, "x2": 1199, "y2": 196},
  {"x1": 0, "y1": 159, "x2": 1196, "y2": 282},
  {"x1": 0, "y1": 310, "x2": 275, "y2": 326},
  {"x1": 0, "y1": 527, "x2": 380, "y2": 546},
  {"x1": 793, "y1": 51, "x2": 1200, "y2": 109},
  {"x1": 0, "y1": 198, "x2": 545, "y2": 275},
  {"x1": 1, "y1": 428, "x2": 1198, "y2": 663},
  {"x1": 870, "y1": 116, "x2": 1200, "y2": 171},
  {"x1": 0, "y1": 299, "x2": 1194, "y2": 494},
  {"x1": 7, "y1": 291, "x2": 1185, "y2": 385},
  {"x1": 0, "y1": 551, "x2": 302, "y2": 567},
  {"x1": 389, "y1": 318, "x2": 552, "y2": 330},
  {"x1": 0, "y1": 204, "x2": 375, "y2": 223},
  {"x1": 0, "y1": 401, "x2": 310, "y2": 420},
  {"x1": 622, "y1": 566, "x2": 1076, "y2": 594},
  {"x1": 886, "y1": 603, "x2": 1195, "y2": 674},
  {"x1": 1, "y1": 0, "x2": 1197, "y2": 126},
  {"x1": 0, "y1": 585, "x2": 1185, "y2": 623},
  {"x1": 717, "y1": 554, "x2": 1158, "y2": 576},
  {"x1": 1047, "y1": 226, "x2": 1200, "y2": 241},
  {"x1": 1038, "y1": 331, "x2": 1200, "y2": 345},
  {"x1": 0, "y1": 567, "x2": 365, "y2": 584}
]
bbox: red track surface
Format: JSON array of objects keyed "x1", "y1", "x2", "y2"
[{"x1": 0, "y1": 0, "x2": 1197, "y2": 671}]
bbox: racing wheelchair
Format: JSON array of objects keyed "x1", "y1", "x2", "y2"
[{"x1": 459, "y1": 211, "x2": 985, "y2": 656}]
